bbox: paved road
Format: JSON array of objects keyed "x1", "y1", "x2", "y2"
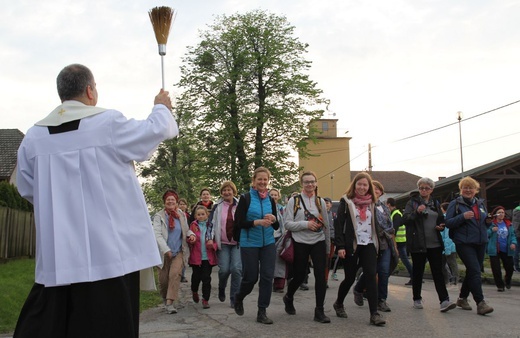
[{"x1": 139, "y1": 269, "x2": 520, "y2": 337}]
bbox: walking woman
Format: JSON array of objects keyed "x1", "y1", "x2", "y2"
[
  {"x1": 445, "y1": 176, "x2": 493, "y2": 315},
  {"x1": 403, "y1": 177, "x2": 455, "y2": 312},
  {"x1": 233, "y1": 167, "x2": 279, "y2": 324},
  {"x1": 333, "y1": 172, "x2": 386, "y2": 326},
  {"x1": 353, "y1": 180, "x2": 395, "y2": 313},
  {"x1": 211, "y1": 181, "x2": 242, "y2": 307},
  {"x1": 153, "y1": 189, "x2": 195, "y2": 314},
  {"x1": 283, "y1": 171, "x2": 331, "y2": 323},
  {"x1": 487, "y1": 206, "x2": 517, "y2": 292}
]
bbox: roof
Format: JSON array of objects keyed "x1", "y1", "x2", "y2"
[
  {"x1": 0, "y1": 129, "x2": 24, "y2": 179},
  {"x1": 393, "y1": 152, "x2": 520, "y2": 211},
  {"x1": 350, "y1": 171, "x2": 422, "y2": 193}
]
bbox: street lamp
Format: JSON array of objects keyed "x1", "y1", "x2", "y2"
[{"x1": 457, "y1": 111, "x2": 464, "y2": 175}]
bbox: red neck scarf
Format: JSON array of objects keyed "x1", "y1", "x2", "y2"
[
  {"x1": 165, "y1": 209, "x2": 180, "y2": 230},
  {"x1": 200, "y1": 200, "x2": 212, "y2": 209},
  {"x1": 352, "y1": 193, "x2": 372, "y2": 221}
]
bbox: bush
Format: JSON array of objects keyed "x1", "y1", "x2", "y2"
[{"x1": 0, "y1": 181, "x2": 32, "y2": 211}]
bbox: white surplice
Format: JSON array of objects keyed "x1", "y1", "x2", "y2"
[{"x1": 17, "y1": 102, "x2": 178, "y2": 287}]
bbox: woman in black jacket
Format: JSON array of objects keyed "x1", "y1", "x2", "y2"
[{"x1": 403, "y1": 177, "x2": 455, "y2": 313}]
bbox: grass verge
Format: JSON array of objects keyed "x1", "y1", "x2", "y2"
[{"x1": 0, "y1": 258, "x2": 162, "y2": 334}]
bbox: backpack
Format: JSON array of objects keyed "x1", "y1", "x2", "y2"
[{"x1": 448, "y1": 201, "x2": 460, "y2": 240}]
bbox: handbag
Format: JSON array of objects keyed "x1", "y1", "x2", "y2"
[{"x1": 279, "y1": 231, "x2": 294, "y2": 263}]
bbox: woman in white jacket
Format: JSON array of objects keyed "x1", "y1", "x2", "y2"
[{"x1": 153, "y1": 189, "x2": 194, "y2": 314}]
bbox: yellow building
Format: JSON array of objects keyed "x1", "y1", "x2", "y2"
[{"x1": 299, "y1": 119, "x2": 351, "y2": 200}]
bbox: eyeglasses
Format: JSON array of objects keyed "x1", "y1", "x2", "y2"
[
  {"x1": 418, "y1": 187, "x2": 431, "y2": 191},
  {"x1": 303, "y1": 180, "x2": 316, "y2": 185}
]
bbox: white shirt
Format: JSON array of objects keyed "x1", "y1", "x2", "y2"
[{"x1": 17, "y1": 103, "x2": 178, "y2": 287}]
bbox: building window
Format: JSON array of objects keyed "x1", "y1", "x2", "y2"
[{"x1": 322, "y1": 121, "x2": 329, "y2": 131}]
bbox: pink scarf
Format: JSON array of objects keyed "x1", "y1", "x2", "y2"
[
  {"x1": 352, "y1": 193, "x2": 372, "y2": 221},
  {"x1": 254, "y1": 188, "x2": 268, "y2": 199}
]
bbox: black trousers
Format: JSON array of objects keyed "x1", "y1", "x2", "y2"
[
  {"x1": 191, "y1": 260, "x2": 214, "y2": 301},
  {"x1": 14, "y1": 271, "x2": 140, "y2": 338},
  {"x1": 287, "y1": 240, "x2": 327, "y2": 308}
]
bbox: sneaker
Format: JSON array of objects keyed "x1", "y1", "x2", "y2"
[
  {"x1": 192, "y1": 292, "x2": 200, "y2": 303},
  {"x1": 405, "y1": 279, "x2": 413, "y2": 286},
  {"x1": 497, "y1": 287, "x2": 505, "y2": 292},
  {"x1": 353, "y1": 290, "x2": 364, "y2": 306},
  {"x1": 202, "y1": 299, "x2": 210, "y2": 309},
  {"x1": 456, "y1": 298, "x2": 472, "y2": 310},
  {"x1": 413, "y1": 299, "x2": 423, "y2": 309},
  {"x1": 166, "y1": 303, "x2": 177, "y2": 314},
  {"x1": 218, "y1": 288, "x2": 226, "y2": 302},
  {"x1": 332, "y1": 273, "x2": 338, "y2": 281},
  {"x1": 283, "y1": 294, "x2": 296, "y2": 315},
  {"x1": 173, "y1": 300, "x2": 185, "y2": 309},
  {"x1": 378, "y1": 300, "x2": 391, "y2": 312},
  {"x1": 370, "y1": 312, "x2": 386, "y2": 326},
  {"x1": 477, "y1": 300, "x2": 494, "y2": 315},
  {"x1": 333, "y1": 302, "x2": 348, "y2": 318},
  {"x1": 299, "y1": 283, "x2": 309, "y2": 291},
  {"x1": 440, "y1": 300, "x2": 456, "y2": 312},
  {"x1": 506, "y1": 283, "x2": 511, "y2": 290}
]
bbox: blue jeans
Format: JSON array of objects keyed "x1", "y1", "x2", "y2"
[
  {"x1": 456, "y1": 243, "x2": 486, "y2": 304},
  {"x1": 397, "y1": 242, "x2": 413, "y2": 278},
  {"x1": 217, "y1": 244, "x2": 242, "y2": 303},
  {"x1": 355, "y1": 247, "x2": 391, "y2": 301}
]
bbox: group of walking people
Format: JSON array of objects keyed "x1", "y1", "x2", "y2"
[{"x1": 153, "y1": 167, "x2": 512, "y2": 328}]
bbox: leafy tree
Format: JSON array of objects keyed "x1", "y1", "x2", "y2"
[{"x1": 141, "y1": 9, "x2": 327, "y2": 209}]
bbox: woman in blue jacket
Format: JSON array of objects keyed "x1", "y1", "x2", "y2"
[
  {"x1": 487, "y1": 206, "x2": 517, "y2": 291},
  {"x1": 233, "y1": 167, "x2": 279, "y2": 324},
  {"x1": 445, "y1": 176, "x2": 493, "y2": 315}
]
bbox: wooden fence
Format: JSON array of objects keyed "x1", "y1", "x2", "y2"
[{"x1": 0, "y1": 206, "x2": 35, "y2": 260}]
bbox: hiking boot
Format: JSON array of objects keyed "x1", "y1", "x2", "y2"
[
  {"x1": 497, "y1": 287, "x2": 505, "y2": 292},
  {"x1": 353, "y1": 290, "x2": 364, "y2": 306},
  {"x1": 202, "y1": 299, "x2": 210, "y2": 309},
  {"x1": 413, "y1": 299, "x2": 423, "y2": 309},
  {"x1": 456, "y1": 298, "x2": 472, "y2": 310},
  {"x1": 440, "y1": 300, "x2": 456, "y2": 312},
  {"x1": 333, "y1": 302, "x2": 348, "y2": 318},
  {"x1": 378, "y1": 300, "x2": 391, "y2": 312},
  {"x1": 234, "y1": 298, "x2": 244, "y2": 316},
  {"x1": 165, "y1": 303, "x2": 177, "y2": 314},
  {"x1": 370, "y1": 312, "x2": 386, "y2": 326},
  {"x1": 181, "y1": 276, "x2": 188, "y2": 283},
  {"x1": 192, "y1": 292, "x2": 200, "y2": 303},
  {"x1": 257, "y1": 308, "x2": 273, "y2": 324},
  {"x1": 477, "y1": 300, "x2": 494, "y2": 315},
  {"x1": 314, "y1": 307, "x2": 331, "y2": 323},
  {"x1": 506, "y1": 283, "x2": 511, "y2": 290},
  {"x1": 283, "y1": 294, "x2": 296, "y2": 315},
  {"x1": 218, "y1": 288, "x2": 226, "y2": 302}
]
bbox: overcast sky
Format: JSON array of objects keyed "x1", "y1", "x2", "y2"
[{"x1": 2, "y1": 0, "x2": 519, "y2": 183}]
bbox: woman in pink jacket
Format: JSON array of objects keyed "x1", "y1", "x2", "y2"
[{"x1": 189, "y1": 205, "x2": 218, "y2": 309}]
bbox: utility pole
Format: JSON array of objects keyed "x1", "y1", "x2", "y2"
[{"x1": 368, "y1": 143, "x2": 373, "y2": 172}]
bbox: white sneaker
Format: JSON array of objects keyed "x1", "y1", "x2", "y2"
[
  {"x1": 166, "y1": 304, "x2": 177, "y2": 314},
  {"x1": 440, "y1": 300, "x2": 456, "y2": 312},
  {"x1": 413, "y1": 299, "x2": 423, "y2": 309}
]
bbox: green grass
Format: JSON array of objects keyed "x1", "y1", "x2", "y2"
[{"x1": 0, "y1": 258, "x2": 162, "y2": 334}]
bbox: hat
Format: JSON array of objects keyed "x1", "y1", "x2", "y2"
[{"x1": 324, "y1": 197, "x2": 332, "y2": 203}]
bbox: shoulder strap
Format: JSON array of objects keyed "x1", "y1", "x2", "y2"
[
  {"x1": 293, "y1": 195, "x2": 301, "y2": 217},
  {"x1": 315, "y1": 196, "x2": 323, "y2": 214}
]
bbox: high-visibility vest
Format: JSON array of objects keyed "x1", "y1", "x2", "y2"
[{"x1": 391, "y1": 209, "x2": 406, "y2": 243}]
